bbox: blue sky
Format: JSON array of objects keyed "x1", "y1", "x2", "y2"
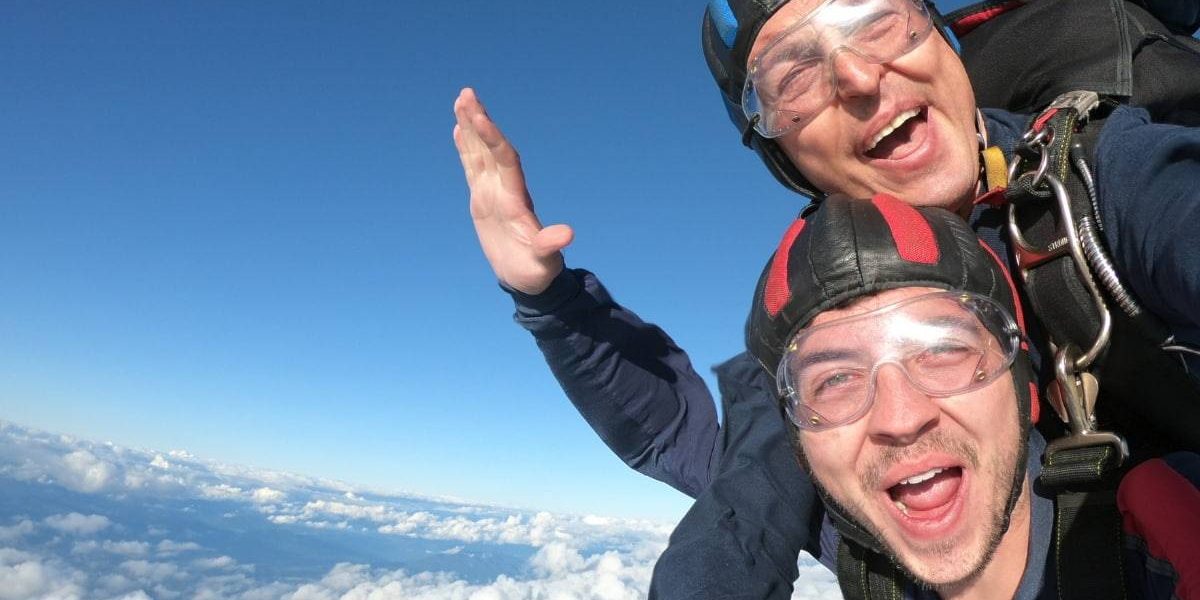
[{"x1": 0, "y1": 0, "x2": 986, "y2": 523}]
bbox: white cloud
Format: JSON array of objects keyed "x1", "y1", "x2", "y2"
[
  {"x1": 0, "y1": 547, "x2": 86, "y2": 600},
  {"x1": 0, "y1": 520, "x2": 34, "y2": 543},
  {"x1": 60, "y1": 450, "x2": 116, "y2": 493},
  {"x1": 192, "y1": 556, "x2": 236, "y2": 570},
  {"x1": 0, "y1": 421, "x2": 689, "y2": 598},
  {"x1": 530, "y1": 542, "x2": 586, "y2": 576},
  {"x1": 201, "y1": 483, "x2": 244, "y2": 499},
  {"x1": 111, "y1": 591, "x2": 152, "y2": 600},
  {"x1": 120, "y1": 559, "x2": 181, "y2": 582},
  {"x1": 104, "y1": 541, "x2": 152, "y2": 557},
  {"x1": 235, "y1": 545, "x2": 661, "y2": 600},
  {"x1": 250, "y1": 487, "x2": 285, "y2": 504},
  {"x1": 44, "y1": 513, "x2": 111, "y2": 536},
  {"x1": 96, "y1": 572, "x2": 133, "y2": 594},
  {"x1": 71, "y1": 539, "x2": 152, "y2": 557},
  {"x1": 791, "y1": 555, "x2": 841, "y2": 600},
  {"x1": 156, "y1": 540, "x2": 202, "y2": 555},
  {"x1": 301, "y1": 500, "x2": 393, "y2": 523}
]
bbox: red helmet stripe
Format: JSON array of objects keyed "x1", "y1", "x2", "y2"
[
  {"x1": 765, "y1": 218, "x2": 807, "y2": 317},
  {"x1": 948, "y1": 0, "x2": 1024, "y2": 37},
  {"x1": 977, "y1": 239, "x2": 1041, "y2": 424},
  {"x1": 871, "y1": 194, "x2": 939, "y2": 265}
]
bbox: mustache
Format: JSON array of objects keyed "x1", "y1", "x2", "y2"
[{"x1": 860, "y1": 429, "x2": 979, "y2": 490}]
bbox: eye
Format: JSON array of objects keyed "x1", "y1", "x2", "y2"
[
  {"x1": 847, "y1": 10, "x2": 902, "y2": 43},
  {"x1": 773, "y1": 59, "x2": 824, "y2": 100},
  {"x1": 914, "y1": 342, "x2": 977, "y2": 367},
  {"x1": 805, "y1": 368, "x2": 868, "y2": 403},
  {"x1": 821, "y1": 371, "x2": 856, "y2": 388}
]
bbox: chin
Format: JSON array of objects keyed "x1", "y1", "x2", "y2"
[
  {"x1": 893, "y1": 537, "x2": 993, "y2": 591},
  {"x1": 888, "y1": 177, "x2": 975, "y2": 214}
]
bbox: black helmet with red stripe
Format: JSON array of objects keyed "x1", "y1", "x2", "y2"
[{"x1": 745, "y1": 193, "x2": 1037, "y2": 554}]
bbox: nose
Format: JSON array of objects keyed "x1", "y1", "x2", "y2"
[
  {"x1": 865, "y1": 363, "x2": 940, "y2": 445},
  {"x1": 831, "y1": 48, "x2": 882, "y2": 100}
]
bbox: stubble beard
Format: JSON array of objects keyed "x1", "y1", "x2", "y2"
[{"x1": 805, "y1": 428, "x2": 1022, "y2": 591}]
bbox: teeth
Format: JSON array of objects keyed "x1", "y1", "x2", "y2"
[
  {"x1": 867, "y1": 108, "x2": 920, "y2": 152},
  {"x1": 899, "y1": 467, "x2": 945, "y2": 487},
  {"x1": 894, "y1": 499, "x2": 909, "y2": 515}
]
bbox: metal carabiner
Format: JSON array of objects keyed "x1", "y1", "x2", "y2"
[
  {"x1": 1009, "y1": 126, "x2": 1052, "y2": 190},
  {"x1": 1044, "y1": 345, "x2": 1129, "y2": 464},
  {"x1": 1007, "y1": 172, "x2": 1112, "y2": 370}
]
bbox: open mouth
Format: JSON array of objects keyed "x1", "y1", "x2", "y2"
[
  {"x1": 887, "y1": 465, "x2": 963, "y2": 520},
  {"x1": 864, "y1": 107, "x2": 928, "y2": 160}
]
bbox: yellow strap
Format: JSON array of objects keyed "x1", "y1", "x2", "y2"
[{"x1": 982, "y1": 146, "x2": 1008, "y2": 192}]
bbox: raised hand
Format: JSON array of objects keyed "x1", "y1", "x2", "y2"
[{"x1": 453, "y1": 88, "x2": 574, "y2": 295}]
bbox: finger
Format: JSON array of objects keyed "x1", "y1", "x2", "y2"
[
  {"x1": 459, "y1": 87, "x2": 493, "y2": 122},
  {"x1": 465, "y1": 111, "x2": 526, "y2": 193},
  {"x1": 456, "y1": 90, "x2": 510, "y2": 166},
  {"x1": 532, "y1": 224, "x2": 575, "y2": 257},
  {"x1": 453, "y1": 98, "x2": 497, "y2": 183},
  {"x1": 456, "y1": 91, "x2": 510, "y2": 180},
  {"x1": 452, "y1": 124, "x2": 480, "y2": 181},
  {"x1": 453, "y1": 90, "x2": 491, "y2": 154}
]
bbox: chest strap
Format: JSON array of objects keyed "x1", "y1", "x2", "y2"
[{"x1": 837, "y1": 539, "x2": 903, "y2": 600}]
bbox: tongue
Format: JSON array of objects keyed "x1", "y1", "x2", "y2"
[
  {"x1": 866, "y1": 114, "x2": 922, "y2": 160},
  {"x1": 893, "y1": 468, "x2": 961, "y2": 512}
]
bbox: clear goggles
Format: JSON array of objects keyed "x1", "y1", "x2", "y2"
[
  {"x1": 777, "y1": 291, "x2": 1021, "y2": 431},
  {"x1": 742, "y1": 0, "x2": 933, "y2": 139}
]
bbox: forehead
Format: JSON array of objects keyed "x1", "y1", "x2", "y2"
[
  {"x1": 807, "y1": 287, "x2": 943, "y2": 328},
  {"x1": 750, "y1": 0, "x2": 830, "y2": 61}
]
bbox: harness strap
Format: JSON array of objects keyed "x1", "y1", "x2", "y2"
[
  {"x1": 1042, "y1": 446, "x2": 1126, "y2": 600},
  {"x1": 837, "y1": 539, "x2": 903, "y2": 600},
  {"x1": 1054, "y1": 489, "x2": 1126, "y2": 600},
  {"x1": 1003, "y1": 102, "x2": 1200, "y2": 460},
  {"x1": 999, "y1": 93, "x2": 1200, "y2": 600},
  {"x1": 1042, "y1": 444, "x2": 1123, "y2": 489}
]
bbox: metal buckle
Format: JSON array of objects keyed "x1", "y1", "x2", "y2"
[{"x1": 1045, "y1": 345, "x2": 1129, "y2": 464}]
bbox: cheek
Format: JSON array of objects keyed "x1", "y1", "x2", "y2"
[
  {"x1": 950, "y1": 379, "x2": 1020, "y2": 444},
  {"x1": 778, "y1": 122, "x2": 853, "y2": 193},
  {"x1": 923, "y1": 40, "x2": 975, "y2": 118},
  {"x1": 799, "y1": 432, "x2": 860, "y2": 491}
]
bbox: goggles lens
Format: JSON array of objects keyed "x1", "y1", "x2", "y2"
[
  {"x1": 742, "y1": 0, "x2": 933, "y2": 138},
  {"x1": 777, "y1": 291, "x2": 1020, "y2": 431}
]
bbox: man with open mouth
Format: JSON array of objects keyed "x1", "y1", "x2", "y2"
[{"x1": 738, "y1": 195, "x2": 1038, "y2": 597}]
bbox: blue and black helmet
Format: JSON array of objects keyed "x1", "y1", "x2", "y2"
[
  {"x1": 701, "y1": 0, "x2": 816, "y2": 196},
  {"x1": 700, "y1": 0, "x2": 959, "y2": 199}
]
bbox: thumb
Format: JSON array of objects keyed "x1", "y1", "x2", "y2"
[{"x1": 532, "y1": 224, "x2": 574, "y2": 259}]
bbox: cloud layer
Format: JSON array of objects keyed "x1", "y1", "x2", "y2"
[{"x1": 0, "y1": 421, "x2": 838, "y2": 598}]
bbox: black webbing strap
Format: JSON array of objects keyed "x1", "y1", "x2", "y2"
[
  {"x1": 1040, "y1": 439, "x2": 1126, "y2": 600},
  {"x1": 1053, "y1": 488, "x2": 1126, "y2": 600},
  {"x1": 1041, "y1": 445, "x2": 1123, "y2": 489},
  {"x1": 837, "y1": 539, "x2": 904, "y2": 600},
  {"x1": 1007, "y1": 106, "x2": 1200, "y2": 459},
  {"x1": 1008, "y1": 104, "x2": 1131, "y2": 600}
]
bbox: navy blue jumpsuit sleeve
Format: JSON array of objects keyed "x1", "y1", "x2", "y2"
[
  {"x1": 649, "y1": 353, "x2": 825, "y2": 599},
  {"x1": 1094, "y1": 107, "x2": 1200, "y2": 370},
  {"x1": 506, "y1": 268, "x2": 721, "y2": 498}
]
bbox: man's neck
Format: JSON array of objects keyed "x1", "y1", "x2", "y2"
[{"x1": 940, "y1": 480, "x2": 1032, "y2": 600}]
